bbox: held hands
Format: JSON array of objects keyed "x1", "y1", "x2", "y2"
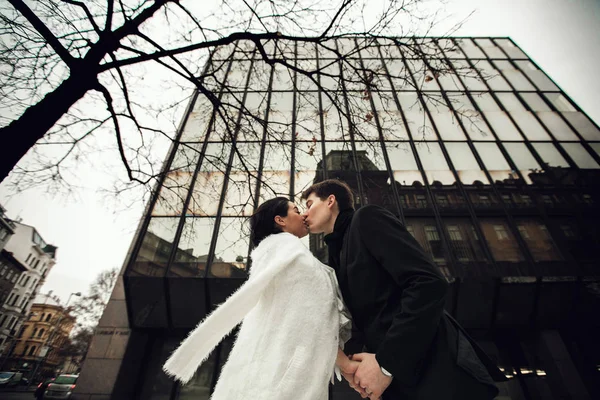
[{"x1": 349, "y1": 353, "x2": 392, "y2": 400}]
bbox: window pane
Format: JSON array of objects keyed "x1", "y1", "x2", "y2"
[
  {"x1": 296, "y1": 91, "x2": 322, "y2": 140},
  {"x1": 445, "y1": 142, "x2": 489, "y2": 184},
  {"x1": 294, "y1": 139, "x2": 323, "y2": 203},
  {"x1": 222, "y1": 143, "x2": 262, "y2": 217},
  {"x1": 496, "y1": 93, "x2": 526, "y2": 112},
  {"x1": 182, "y1": 96, "x2": 214, "y2": 142},
  {"x1": 354, "y1": 141, "x2": 387, "y2": 170},
  {"x1": 437, "y1": 70, "x2": 465, "y2": 91},
  {"x1": 471, "y1": 92, "x2": 501, "y2": 111},
  {"x1": 484, "y1": 112, "x2": 523, "y2": 140},
  {"x1": 475, "y1": 38, "x2": 506, "y2": 58},
  {"x1": 430, "y1": 111, "x2": 466, "y2": 140},
  {"x1": 503, "y1": 143, "x2": 540, "y2": 184},
  {"x1": 494, "y1": 39, "x2": 527, "y2": 59},
  {"x1": 132, "y1": 218, "x2": 179, "y2": 277},
  {"x1": 407, "y1": 59, "x2": 441, "y2": 90},
  {"x1": 560, "y1": 143, "x2": 600, "y2": 169},
  {"x1": 543, "y1": 93, "x2": 576, "y2": 112},
  {"x1": 451, "y1": 60, "x2": 486, "y2": 90},
  {"x1": 531, "y1": 143, "x2": 569, "y2": 168},
  {"x1": 521, "y1": 93, "x2": 551, "y2": 112},
  {"x1": 387, "y1": 142, "x2": 423, "y2": 186},
  {"x1": 415, "y1": 142, "x2": 455, "y2": 184},
  {"x1": 456, "y1": 38, "x2": 485, "y2": 58},
  {"x1": 211, "y1": 218, "x2": 250, "y2": 277},
  {"x1": 169, "y1": 218, "x2": 215, "y2": 278},
  {"x1": 561, "y1": 112, "x2": 600, "y2": 140},
  {"x1": 537, "y1": 112, "x2": 578, "y2": 141},
  {"x1": 475, "y1": 60, "x2": 511, "y2": 90},
  {"x1": 321, "y1": 93, "x2": 348, "y2": 140},
  {"x1": 515, "y1": 60, "x2": 559, "y2": 91},
  {"x1": 509, "y1": 112, "x2": 551, "y2": 140},
  {"x1": 153, "y1": 173, "x2": 193, "y2": 216},
  {"x1": 515, "y1": 219, "x2": 562, "y2": 262},
  {"x1": 590, "y1": 143, "x2": 600, "y2": 158},
  {"x1": 404, "y1": 110, "x2": 437, "y2": 140},
  {"x1": 444, "y1": 219, "x2": 489, "y2": 265},
  {"x1": 501, "y1": 69, "x2": 536, "y2": 90},
  {"x1": 473, "y1": 142, "x2": 516, "y2": 183},
  {"x1": 480, "y1": 219, "x2": 525, "y2": 262},
  {"x1": 405, "y1": 219, "x2": 449, "y2": 277}
]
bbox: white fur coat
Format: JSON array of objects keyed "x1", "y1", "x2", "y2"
[{"x1": 163, "y1": 232, "x2": 352, "y2": 400}]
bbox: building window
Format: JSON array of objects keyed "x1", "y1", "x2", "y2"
[
  {"x1": 23, "y1": 345, "x2": 29, "y2": 356},
  {"x1": 28, "y1": 346, "x2": 36, "y2": 356},
  {"x1": 11, "y1": 295, "x2": 20, "y2": 306},
  {"x1": 0, "y1": 264, "x2": 7, "y2": 277},
  {"x1": 541, "y1": 195, "x2": 553, "y2": 206},
  {"x1": 34, "y1": 260, "x2": 40, "y2": 269},
  {"x1": 0, "y1": 315, "x2": 7, "y2": 327},
  {"x1": 10, "y1": 273, "x2": 18, "y2": 284},
  {"x1": 425, "y1": 226, "x2": 440, "y2": 241},
  {"x1": 17, "y1": 326, "x2": 25, "y2": 338},
  {"x1": 32, "y1": 328, "x2": 38, "y2": 337},
  {"x1": 517, "y1": 225, "x2": 530, "y2": 239},
  {"x1": 30, "y1": 279, "x2": 37, "y2": 289},
  {"x1": 25, "y1": 254, "x2": 31, "y2": 263},
  {"x1": 560, "y1": 225, "x2": 575, "y2": 239},
  {"x1": 5, "y1": 270, "x2": 13, "y2": 281},
  {"x1": 494, "y1": 225, "x2": 509, "y2": 240},
  {"x1": 29, "y1": 257, "x2": 36, "y2": 266},
  {"x1": 436, "y1": 194, "x2": 449, "y2": 207},
  {"x1": 478, "y1": 194, "x2": 491, "y2": 206},
  {"x1": 520, "y1": 194, "x2": 533, "y2": 206},
  {"x1": 8, "y1": 316, "x2": 16, "y2": 329},
  {"x1": 45, "y1": 314, "x2": 52, "y2": 322},
  {"x1": 38, "y1": 328, "x2": 45, "y2": 338},
  {"x1": 416, "y1": 195, "x2": 428, "y2": 208},
  {"x1": 447, "y1": 225, "x2": 463, "y2": 241}
]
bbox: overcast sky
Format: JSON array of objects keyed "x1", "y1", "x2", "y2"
[{"x1": 0, "y1": 0, "x2": 598, "y2": 305}]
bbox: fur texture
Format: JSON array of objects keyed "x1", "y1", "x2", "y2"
[{"x1": 162, "y1": 232, "x2": 351, "y2": 400}]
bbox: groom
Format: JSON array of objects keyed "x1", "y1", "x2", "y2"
[{"x1": 302, "y1": 179, "x2": 506, "y2": 399}]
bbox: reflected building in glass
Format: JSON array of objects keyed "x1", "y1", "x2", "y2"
[{"x1": 74, "y1": 37, "x2": 600, "y2": 400}]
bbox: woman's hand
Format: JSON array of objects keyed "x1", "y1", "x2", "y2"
[{"x1": 336, "y1": 348, "x2": 369, "y2": 398}]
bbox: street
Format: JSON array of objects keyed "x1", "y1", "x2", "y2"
[{"x1": 0, "y1": 390, "x2": 36, "y2": 399}]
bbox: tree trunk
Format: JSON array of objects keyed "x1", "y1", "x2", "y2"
[{"x1": 0, "y1": 72, "x2": 96, "y2": 183}]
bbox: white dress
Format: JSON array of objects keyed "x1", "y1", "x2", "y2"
[{"x1": 163, "y1": 232, "x2": 352, "y2": 400}]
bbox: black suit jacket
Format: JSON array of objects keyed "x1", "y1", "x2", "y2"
[{"x1": 331, "y1": 205, "x2": 506, "y2": 399}]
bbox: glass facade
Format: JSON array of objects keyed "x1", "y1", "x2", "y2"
[{"x1": 119, "y1": 37, "x2": 600, "y2": 399}]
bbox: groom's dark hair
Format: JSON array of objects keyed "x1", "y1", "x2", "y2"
[{"x1": 301, "y1": 179, "x2": 355, "y2": 211}]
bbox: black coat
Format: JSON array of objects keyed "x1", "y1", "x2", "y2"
[{"x1": 325, "y1": 205, "x2": 506, "y2": 399}]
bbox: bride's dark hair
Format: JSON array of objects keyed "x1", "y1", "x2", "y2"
[{"x1": 249, "y1": 197, "x2": 290, "y2": 247}]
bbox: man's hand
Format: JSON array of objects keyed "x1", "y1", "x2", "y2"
[
  {"x1": 340, "y1": 359, "x2": 369, "y2": 398},
  {"x1": 351, "y1": 353, "x2": 393, "y2": 400}
]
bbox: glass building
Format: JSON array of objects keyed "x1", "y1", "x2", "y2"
[{"x1": 74, "y1": 37, "x2": 600, "y2": 400}]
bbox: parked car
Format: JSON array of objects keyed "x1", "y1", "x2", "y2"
[
  {"x1": 44, "y1": 374, "x2": 78, "y2": 399},
  {"x1": 34, "y1": 378, "x2": 55, "y2": 400},
  {"x1": 0, "y1": 371, "x2": 23, "y2": 388}
]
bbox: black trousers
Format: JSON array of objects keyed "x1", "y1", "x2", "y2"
[{"x1": 381, "y1": 366, "x2": 498, "y2": 400}]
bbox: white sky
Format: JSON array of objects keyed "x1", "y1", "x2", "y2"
[{"x1": 0, "y1": 0, "x2": 598, "y2": 304}]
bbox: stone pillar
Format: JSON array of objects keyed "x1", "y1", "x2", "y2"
[{"x1": 71, "y1": 272, "x2": 132, "y2": 400}]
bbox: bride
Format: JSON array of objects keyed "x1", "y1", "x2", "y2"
[{"x1": 163, "y1": 197, "x2": 356, "y2": 399}]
